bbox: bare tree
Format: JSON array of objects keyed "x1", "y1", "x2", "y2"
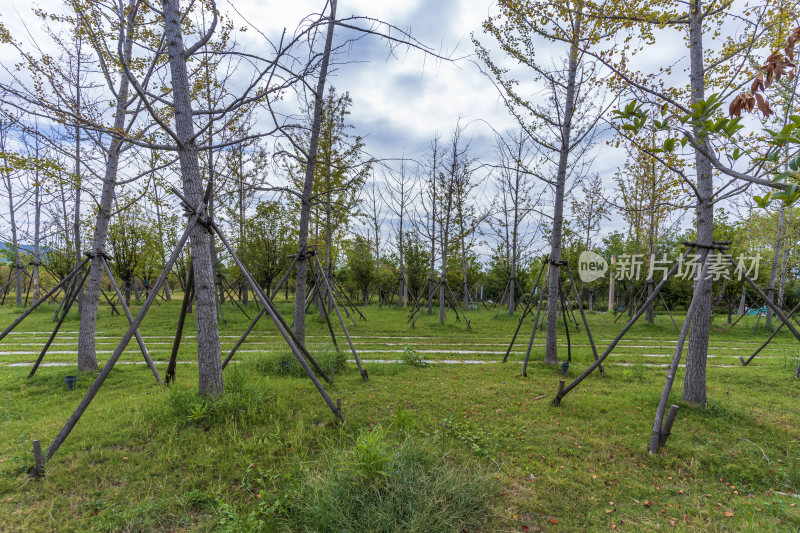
[
  {"x1": 385, "y1": 160, "x2": 417, "y2": 306},
  {"x1": 0, "y1": 117, "x2": 26, "y2": 305},
  {"x1": 436, "y1": 122, "x2": 471, "y2": 323},
  {"x1": 357, "y1": 174, "x2": 386, "y2": 301},
  {"x1": 477, "y1": 1, "x2": 608, "y2": 364},
  {"x1": 488, "y1": 129, "x2": 542, "y2": 313}
]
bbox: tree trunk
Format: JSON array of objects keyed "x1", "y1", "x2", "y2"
[
  {"x1": 607, "y1": 255, "x2": 615, "y2": 312},
  {"x1": 162, "y1": 0, "x2": 223, "y2": 396},
  {"x1": 293, "y1": 0, "x2": 336, "y2": 344},
  {"x1": 439, "y1": 249, "x2": 447, "y2": 324},
  {"x1": 32, "y1": 137, "x2": 41, "y2": 301},
  {"x1": 74, "y1": 38, "x2": 84, "y2": 313},
  {"x1": 778, "y1": 207, "x2": 792, "y2": 308},
  {"x1": 683, "y1": 0, "x2": 714, "y2": 405},
  {"x1": 645, "y1": 238, "x2": 655, "y2": 324},
  {"x1": 238, "y1": 147, "x2": 248, "y2": 305},
  {"x1": 439, "y1": 191, "x2": 452, "y2": 325},
  {"x1": 544, "y1": 14, "x2": 581, "y2": 365},
  {"x1": 76, "y1": 0, "x2": 139, "y2": 373},
  {"x1": 509, "y1": 144, "x2": 521, "y2": 314},
  {"x1": 153, "y1": 180, "x2": 171, "y2": 301},
  {"x1": 765, "y1": 205, "x2": 785, "y2": 329}
]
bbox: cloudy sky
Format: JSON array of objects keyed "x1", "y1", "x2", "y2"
[
  {"x1": 218, "y1": 0, "x2": 637, "y2": 241},
  {"x1": 3, "y1": 0, "x2": 749, "y2": 256}
]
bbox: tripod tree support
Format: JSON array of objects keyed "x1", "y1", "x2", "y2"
[
  {"x1": 740, "y1": 299, "x2": 800, "y2": 366},
  {"x1": 312, "y1": 249, "x2": 369, "y2": 381},
  {"x1": 209, "y1": 220, "x2": 341, "y2": 414},
  {"x1": 221, "y1": 253, "x2": 299, "y2": 369},
  {"x1": 503, "y1": 260, "x2": 547, "y2": 363},
  {"x1": 219, "y1": 253, "x2": 331, "y2": 384},
  {"x1": 27, "y1": 268, "x2": 90, "y2": 378},
  {"x1": 33, "y1": 208, "x2": 202, "y2": 476},
  {"x1": 100, "y1": 257, "x2": 163, "y2": 384},
  {"x1": 721, "y1": 252, "x2": 800, "y2": 378},
  {"x1": 552, "y1": 245, "x2": 696, "y2": 407},
  {"x1": 0, "y1": 257, "x2": 91, "y2": 349},
  {"x1": 563, "y1": 260, "x2": 604, "y2": 375}
]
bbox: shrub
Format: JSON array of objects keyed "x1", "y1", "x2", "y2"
[
  {"x1": 147, "y1": 367, "x2": 276, "y2": 428},
  {"x1": 398, "y1": 346, "x2": 428, "y2": 367},
  {"x1": 286, "y1": 432, "x2": 495, "y2": 533}
]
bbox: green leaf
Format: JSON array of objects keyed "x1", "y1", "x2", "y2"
[{"x1": 753, "y1": 194, "x2": 772, "y2": 208}]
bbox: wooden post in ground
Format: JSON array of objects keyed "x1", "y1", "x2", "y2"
[
  {"x1": 101, "y1": 257, "x2": 163, "y2": 384},
  {"x1": 166, "y1": 263, "x2": 193, "y2": 384},
  {"x1": 31, "y1": 440, "x2": 44, "y2": 478},
  {"x1": 648, "y1": 247, "x2": 711, "y2": 455}
]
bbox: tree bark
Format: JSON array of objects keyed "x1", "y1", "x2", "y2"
[
  {"x1": 76, "y1": 0, "x2": 139, "y2": 373},
  {"x1": 1, "y1": 127, "x2": 22, "y2": 307},
  {"x1": 683, "y1": 0, "x2": 714, "y2": 406},
  {"x1": 765, "y1": 205, "x2": 785, "y2": 329},
  {"x1": 608, "y1": 255, "x2": 615, "y2": 312},
  {"x1": 778, "y1": 207, "x2": 792, "y2": 308},
  {"x1": 153, "y1": 180, "x2": 171, "y2": 301},
  {"x1": 74, "y1": 37, "x2": 84, "y2": 312},
  {"x1": 162, "y1": 0, "x2": 223, "y2": 396},
  {"x1": 293, "y1": 0, "x2": 336, "y2": 344},
  {"x1": 32, "y1": 134, "x2": 42, "y2": 301},
  {"x1": 544, "y1": 13, "x2": 581, "y2": 365}
]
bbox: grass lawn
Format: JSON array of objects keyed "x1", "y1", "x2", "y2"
[{"x1": 1, "y1": 296, "x2": 799, "y2": 531}]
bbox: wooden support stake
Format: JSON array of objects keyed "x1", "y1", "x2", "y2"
[
  {"x1": 0, "y1": 258, "x2": 90, "y2": 343},
  {"x1": 522, "y1": 263, "x2": 550, "y2": 377},
  {"x1": 101, "y1": 258, "x2": 163, "y2": 384},
  {"x1": 31, "y1": 440, "x2": 44, "y2": 478},
  {"x1": 564, "y1": 262, "x2": 603, "y2": 375},
  {"x1": 659, "y1": 405, "x2": 679, "y2": 447},
  {"x1": 503, "y1": 260, "x2": 547, "y2": 363},
  {"x1": 648, "y1": 248, "x2": 711, "y2": 455},
  {"x1": 166, "y1": 264, "x2": 193, "y2": 384},
  {"x1": 210, "y1": 221, "x2": 339, "y2": 414},
  {"x1": 312, "y1": 251, "x2": 367, "y2": 381},
  {"x1": 28, "y1": 268, "x2": 90, "y2": 378},
  {"x1": 44, "y1": 212, "x2": 201, "y2": 464}
]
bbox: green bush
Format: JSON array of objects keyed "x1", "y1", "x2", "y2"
[
  {"x1": 286, "y1": 431, "x2": 495, "y2": 533},
  {"x1": 397, "y1": 346, "x2": 428, "y2": 367},
  {"x1": 147, "y1": 367, "x2": 276, "y2": 428}
]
